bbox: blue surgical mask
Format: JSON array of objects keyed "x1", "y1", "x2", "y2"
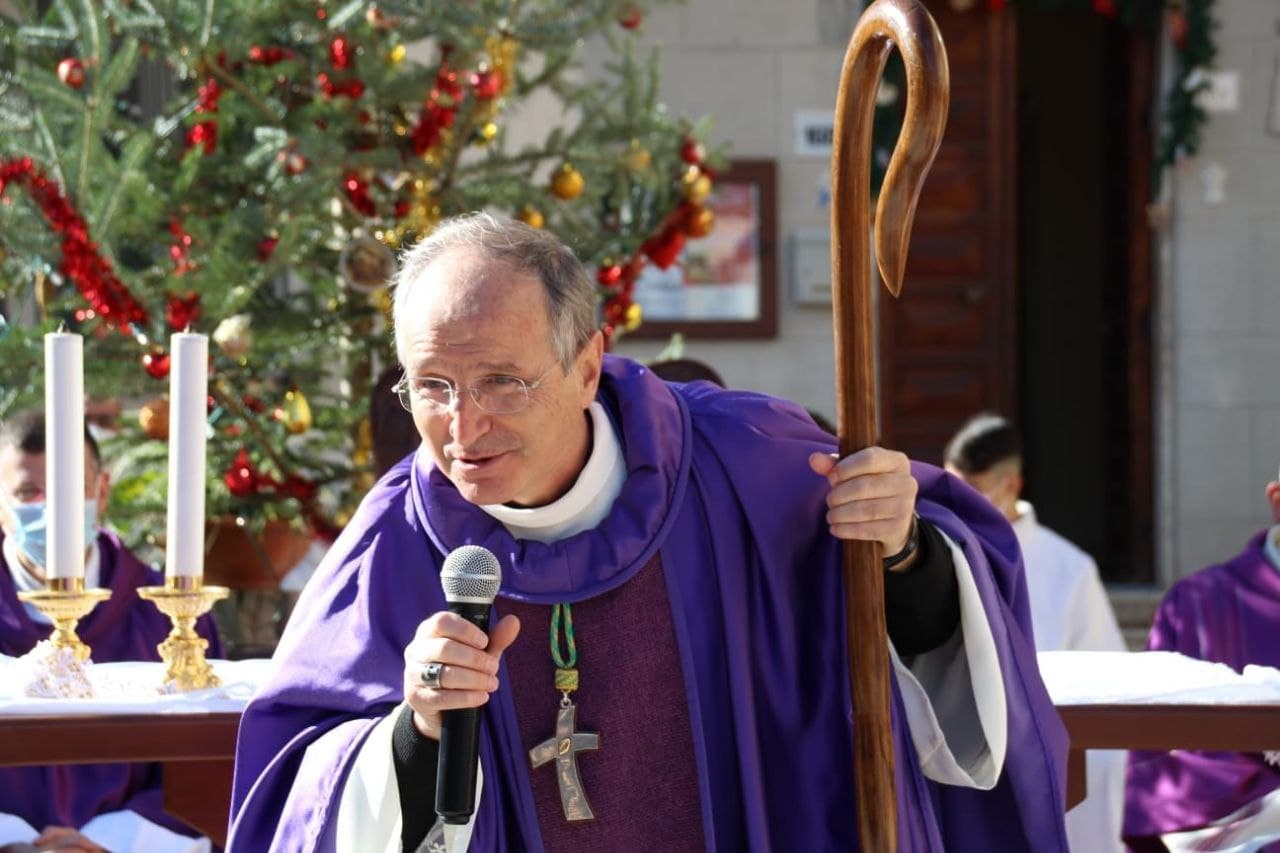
[{"x1": 2, "y1": 498, "x2": 98, "y2": 569}]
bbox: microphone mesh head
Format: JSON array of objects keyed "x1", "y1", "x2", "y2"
[{"x1": 440, "y1": 545, "x2": 502, "y2": 605}]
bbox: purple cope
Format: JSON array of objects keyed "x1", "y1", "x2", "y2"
[{"x1": 228, "y1": 355, "x2": 1068, "y2": 851}]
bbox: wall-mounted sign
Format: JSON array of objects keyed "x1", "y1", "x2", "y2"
[{"x1": 794, "y1": 110, "x2": 835, "y2": 157}]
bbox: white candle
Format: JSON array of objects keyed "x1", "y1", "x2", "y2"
[
  {"x1": 165, "y1": 332, "x2": 208, "y2": 579},
  {"x1": 44, "y1": 330, "x2": 85, "y2": 581}
]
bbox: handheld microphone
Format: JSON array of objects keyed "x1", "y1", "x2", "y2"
[{"x1": 435, "y1": 544, "x2": 502, "y2": 825}]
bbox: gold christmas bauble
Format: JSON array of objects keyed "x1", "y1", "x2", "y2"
[
  {"x1": 138, "y1": 397, "x2": 170, "y2": 440},
  {"x1": 625, "y1": 140, "x2": 651, "y2": 172},
  {"x1": 684, "y1": 205, "x2": 715, "y2": 238},
  {"x1": 624, "y1": 302, "x2": 643, "y2": 332},
  {"x1": 387, "y1": 44, "x2": 407, "y2": 66},
  {"x1": 682, "y1": 168, "x2": 712, "y2": 203},
  {"x1": 550, "y1": 163, "x2": 585, "y2": 200},
  {"x1": 517, "y1": 205, "x2": 545, "y2": 229},
  {"x1": 277, "y1": 388, "x2": 313, "y2": 434}
]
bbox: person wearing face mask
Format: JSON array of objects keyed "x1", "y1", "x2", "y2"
[
  {"x1": 0, "y1": 410, "x2": 221, "y2": 853},
  {"x1": 945, "y1": 412, "x2": 1126, "y2": 853}
]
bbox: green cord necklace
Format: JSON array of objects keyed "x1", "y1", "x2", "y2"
[{"x1": 528, "y1": 603, "x2": 600, "y2": 821}]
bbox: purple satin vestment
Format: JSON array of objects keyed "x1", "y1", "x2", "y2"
[{"x1": 1124, "y1": 532, "x2": 1280, "y2": 850}]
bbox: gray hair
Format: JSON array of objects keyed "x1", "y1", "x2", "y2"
[{"x1": 392, "y1": 212, "x2": 598, "y2": 370}]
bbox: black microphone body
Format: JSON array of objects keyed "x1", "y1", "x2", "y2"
[
  {"x1": 435, "y1": 602, "x2": 490, "y2": 824},
  {"x1": 434, "y1": 545, "x2": 502, "y2": 826}
]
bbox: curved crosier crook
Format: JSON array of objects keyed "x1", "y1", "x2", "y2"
[{"x1": 829, "y1": 1, "x2": 949, "y2": 850}]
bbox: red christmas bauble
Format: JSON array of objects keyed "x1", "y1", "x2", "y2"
[
  {"x1": 57, "y1": 58, "x2": 85, "y2": 89},
  {"x1": 330, "y1": 36, "x2": 353, "y2": 71},
  {"x1": 596, "y1": 264, "x2": 624, "y2": 288},
  {"x1": 680, "y1": 138, "x2": 705, "y2": 165},
  {"x1": 184, "y1": 121, "x2": 217, "y2": 154},
  {"x1": 1092, "y1": 0, "x2": 1117, "y2": 17},
  {"x1": 224, "y1": 450, "x2": 259, "y2": 497},
  {"x1": 257, "y1": 235, "x2": 279, "y2": 261},
  {"x1": 470, "y1": 68, "x2": 503, "y2": 101},
  {"x1": 617, "y1": 5, "x2": 643, "y2": 29},
  {"x1": 284, "y1": 151, "x2": 308, "y2": 175},
  {"x1": 142, "y1": 349, "x2": 171, "y2": 379}
]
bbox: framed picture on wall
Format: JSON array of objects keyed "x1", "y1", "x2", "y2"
[{"x1": 628, "y1": 158, "x2": 778, "y2": 339}]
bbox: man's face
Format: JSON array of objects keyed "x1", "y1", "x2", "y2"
[
  {"x1": 946, "y1": 461, "x2": 1020, "y2": 521},
  {"x1": 398, "y1": 248, "x2": 603, "y2": 507},
  {"x1": 0, "y1": 445, "x2": 109, "y2": 536}
]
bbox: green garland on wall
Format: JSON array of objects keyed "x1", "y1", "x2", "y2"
[{"x1": 871, "y1": 0, "x2": 1218, "y2": 193}]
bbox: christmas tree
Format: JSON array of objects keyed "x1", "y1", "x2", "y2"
[{"x1": 0, "y1": 0, "x2": 716, "y2": 557}]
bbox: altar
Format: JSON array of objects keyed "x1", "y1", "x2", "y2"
[{"x1": 2, "y1": 652, "x2": 1279, "y2": 846}]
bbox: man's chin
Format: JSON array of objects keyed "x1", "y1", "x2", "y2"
[{"x1": 448, "y1": 466, "x2": 515, "y2": 506}]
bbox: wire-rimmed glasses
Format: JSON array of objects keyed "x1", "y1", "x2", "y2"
[{"x1": 392, "y1": 369, "x2": 551, "y2": 415}]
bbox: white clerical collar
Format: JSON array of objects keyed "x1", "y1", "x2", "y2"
[
  {"x1": 480, "y1": 402, "x2": 627, "y2": 544},
  {"x1": 1264, "y1": 525, "x2": 1280, "y2": 576},
  {"x1": 4, "y1": 534, "x2": 102, "y2": 625}
]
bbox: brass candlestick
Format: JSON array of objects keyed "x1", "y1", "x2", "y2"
[
  {"x1": 17, "y1": 577, "x2": 112, "y2": 661},
  {"x1": 138, "y1": 576, "x2": 228, "y2": 691}
]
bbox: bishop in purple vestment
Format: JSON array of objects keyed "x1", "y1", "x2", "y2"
[
  {"x1": 228, "y1": 214, "x2": 1068, "y2": 852},
  {"x1": 0, "y1": 411, "x2": 222, "y2": 848},
  {"x1": 1124, "y1": 482, "x2": 1280, "y2": 852}
]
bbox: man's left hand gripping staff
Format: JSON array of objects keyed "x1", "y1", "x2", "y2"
[{"x1": 810, "y1": 446, "x2": 919, "y2": 571}]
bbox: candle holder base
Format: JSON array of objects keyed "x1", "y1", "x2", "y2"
[
  {"x1": 17, "y1": 578, "x2": 112, "y2": 661},
  {"x1": 138, "y1": 577, "x2": 229, "y2": 692}
]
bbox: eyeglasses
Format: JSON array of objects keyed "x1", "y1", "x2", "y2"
[{"x1": 392, "y1": 369, "x2": 552, "y2": 415}]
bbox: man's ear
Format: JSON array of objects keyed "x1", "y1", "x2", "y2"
[
  {"x1": 1266, "y1": 481, "x2": 1280, "y2": 524},
  {"x1": 576, "y1": 330, "x2": 605, "y2": 407}
]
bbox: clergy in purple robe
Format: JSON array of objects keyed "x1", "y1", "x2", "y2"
[
  {"x1": 1123, "y1": 481, "x2": 1280, "y2": 852},
  {"x1": 0, "y1": 411, "x2": 222, "y2": 853},
  {"x1": 228, "y1": 213, "x2": 1069, "y2": 852}
]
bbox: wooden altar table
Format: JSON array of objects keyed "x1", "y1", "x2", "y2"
[
  {"x1": 0, "y1": 712, "x2": 241, "y2": 847},
  {"x1": 4, "y1": 702, "x2": 1280, "y2": 841},
  {"x1": 1059, "y1": 702, "x2": 1280, "y2": 809}
]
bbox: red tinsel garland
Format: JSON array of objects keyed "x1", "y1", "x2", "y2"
[{"x1": 0, "y1": 156, "x2": 149, "y2": 334}]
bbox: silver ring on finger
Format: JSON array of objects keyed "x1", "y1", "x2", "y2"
[{"x1": 420, "y1": 661, "x2": 445, "y2": 690}]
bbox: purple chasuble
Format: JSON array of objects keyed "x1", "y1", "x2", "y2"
[
  {"x1": 501, "y1": 553, "x2": 704, "y2": 851},
  {"x1": 1124, "y1": 532, "x2": 1280, "y2": 849},
  {"x1": 0, "y1": 530, "x2": 223, "y2": 834},
  {"x1": 228, "y1": 355, "x2": 1068, "y2": 852}
]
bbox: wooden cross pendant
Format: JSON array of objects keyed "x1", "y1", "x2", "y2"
[{"x1": 529, "y1": 701, "x2": 599, "y2": 821}]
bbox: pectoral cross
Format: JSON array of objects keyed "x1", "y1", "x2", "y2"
[{"x1": 529, "y1": 701, "x2": 599, "y2": 821}]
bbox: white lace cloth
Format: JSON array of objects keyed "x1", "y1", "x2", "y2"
[{"x1": 0, "y1": 655, "x2": 273, "y2": 714}]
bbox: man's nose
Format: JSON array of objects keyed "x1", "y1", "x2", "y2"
[{"x1": 447, "y1": 389, "x2": 490, "y2": 442}]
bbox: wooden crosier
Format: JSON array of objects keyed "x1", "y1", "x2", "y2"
[{"x1": 831, "y1": 1, "x2": 949, "y2": 849}]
